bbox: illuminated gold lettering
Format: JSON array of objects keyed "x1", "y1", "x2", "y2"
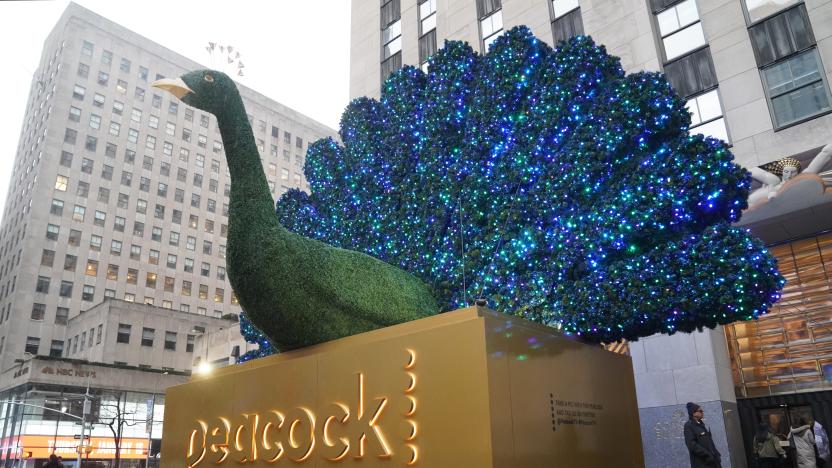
[
  {"x1": 260, "y1": 411, "x2": 285, "y2": 464},
  {"x1": 284, "y1": 407, "x2": 315, "y2": 462},
  {"x1": 232, "y1": 413, "x2": 259, "y2": 463},
  {"x1": 208, "y1": 417, "x2": 231, "y2": 463},
  {"x1": 186, "y1": 420, "x2": 208, "y2": 468},
  {"x1": 319, "y1": 403, "x2": 350, "y2": 461},
  {"x1": 349, "y1": 373, "x2": 392, "y2": 459}
]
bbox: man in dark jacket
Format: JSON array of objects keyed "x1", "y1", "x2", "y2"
[{"x1": 684, "y1": 402, "x2": 722, "y2": 467}]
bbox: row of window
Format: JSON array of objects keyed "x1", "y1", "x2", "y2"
[
  {"x1": 41, "y1": 247, "x2": 227, "y2": 278},
  {"x1": 79, "y1": 38, "x2": 307, "y2": 148},
  {"x1": 34, "y1": 274, "x2": 232, "y2": 304}
]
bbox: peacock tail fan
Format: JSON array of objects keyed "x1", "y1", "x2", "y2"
[{"x1": 276, "y1": 26, "x2": 784, "y2": 344}]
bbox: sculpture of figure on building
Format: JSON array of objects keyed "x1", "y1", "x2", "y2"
[{"x1": 748, "y1": 143, "x2": 832, "y2": 206}]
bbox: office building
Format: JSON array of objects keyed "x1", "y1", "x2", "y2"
[{"x1": 350, "y1": 1, "x2": 832, "y2": 466}]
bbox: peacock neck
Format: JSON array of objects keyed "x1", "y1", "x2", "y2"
[{"x1": 215, "y1": 94, "x2": 284, "y2": 236}]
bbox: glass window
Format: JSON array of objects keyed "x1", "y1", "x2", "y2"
[
  {"x1": 69, "y1": 106, "x2": 81, "y2": 122},
  {"x1": 657, "y1": 0, "x2": 705, "y2": 61},
  {"x1": 25, "y1": 337, "x2": 40, "y2": 355},
  {"x1": 127, "y1": 268, "x2": 138, "y2": 284},
  {"x1": 82, "y1": 285, "x2": 94, "y2": 301},
  {"x1": 77, "y1": 181, "x2": 89, "y2": 197},
  {"x1": 46, "y1": 224, "x2": 60, "y2": 240},
  {"x1": 55, "y1": 307, "x2": 69, "y2": 325},
  {"x1": 481, "y1": 10, "x2": 504, "y2": 51},
  {"x1": 165, "y1": 331, "x2": 177, "y2": 350},
  {"x1": 55, "y1": 175, "x2": 68, "y2": 191},
  {"x1": 107, "y1": 264, "x2": 119, "y2": 280},
  {"x1": 31, "y1": 303, "x2": 46, "y2": 321},
  {"x1": 64, "y1": 254, "x2": 78, "y2": 271},
  {"x1": 72, "y1": 84, "x2": 86, "y2": 100},
  {"x1": 745, "y1": 0, "x2": 801, "y2": 23},
  {"x1": 36, "y1": 276, "x2": 50, "y2": 293},
  {"x1": 117, "y1": 324, "x2": 132, "y2": 344},
  {"x1": 111, "y1": 239, "x2": 122, "y2": 255},
  {"x1": 59, "y1": 280, "x2": 73, "y2": 298},
  {"x1": 81, "y1": 40, "x2": 94, "y2": 57},
  {"x1": 762, "y1": 49, "x2": 832, "y2": 127}
]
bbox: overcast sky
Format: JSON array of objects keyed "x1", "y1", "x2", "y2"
[{"x1": 0, "y1": 0, "x2": 350, "y2": 219}]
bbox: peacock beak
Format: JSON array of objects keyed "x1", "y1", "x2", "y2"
[{"x1": 151, "y1": 77, "x2": 193, "y2": 99}]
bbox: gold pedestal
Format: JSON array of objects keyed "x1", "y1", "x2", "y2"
[{"x1": 162, "y1": 306, "x2": 644, "y2": 467}]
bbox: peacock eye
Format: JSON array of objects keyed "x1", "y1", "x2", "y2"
[{"x1": 204, "y1": 74, "x2": 214, "y2": 83}]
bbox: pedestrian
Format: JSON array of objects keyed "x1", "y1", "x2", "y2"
[
  {"x1": 790, "y1": 417, "x2": 817, "y2": 468},
  {"x1": 754, "y1": 423, "x2": 786, "y2": 468},
  {"x1": 44, "y1": 453, "x2": 63, "y2": 468},
  {"x1": 684, "y1": 402, "x2": 722, "y2": 467},
  {"x1": 815, "y1": 419, "x2": 830, "y2": 468}
]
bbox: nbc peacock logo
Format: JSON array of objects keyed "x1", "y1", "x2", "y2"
[{"x1": 185, "y1": 349, "x2": 420, "y2": 466}]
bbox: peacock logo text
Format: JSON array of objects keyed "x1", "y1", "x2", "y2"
[{"x1": 186, "y1": 350, "x2": 419, "y2": 466}]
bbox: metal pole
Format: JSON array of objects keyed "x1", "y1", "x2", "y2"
[
  {"x1": 144, "y1": 394, "x2": 155, "y2": 468},
  {"x1": 0, "y1": 396, "x2": 16, "y2": 466},
  {"x1": 76, "y1": 382, "x2": 90, "y2": 468}
]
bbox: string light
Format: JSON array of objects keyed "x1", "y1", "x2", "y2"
[{"x1": 240, "y1": 26, "x2": 783, "y2": 357}]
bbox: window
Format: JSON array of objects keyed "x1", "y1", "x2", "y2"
[
  {"x1": 55, "y1": 307, "x2": 69, "y2": 325},
  {"x1": 81, "y1": 157, "x2": 94, "y2": 174},
  {"x1": 69, "y1": 106, "x2": 81, "y2": 122},
  {"x1": 198, "y1": 134, "x2": 208, "y2": 148},
  {"x1": 146, "y1": 272, "x2": 157, "y2": 288},
  {"x1": 109, "y1": 121, "x2": 121, "y2": 137},
  {"x1": 59, "y1": 280, "x2": 73, "y2": 298},
  {"x1": 60, "y1": 151, "x2": 73, "y2": 167},
  {"x1": 65, "y1": 128, "x2": 78, "y2": 144},
  {"x1": 200, "y1": 114, "x2": 210, "y2": 128},
  {"x1": 110, "y1": 239, "x2": 123, "y2": 255},
  {"x1": 135, "y1": 86, "x2": 145, "y2": 101},
  {"x1": 94, "y1": 210, "x2": 106, "y2": 227},
  {"x1": 82, "y1": 40, "x2": 94, "y2": 56},
  {"x1": 90, "y1": 235, "x2": 102, "y2": 251},
  {"x1": 93, "y1": 93, "x2": 105, "y2": 107},
  {"x1": 152, "y1": 94, "x2": 162, "y2": 108},
  {"x1": 190, "y1": 215, "x2": 199, "y2": 229},
  {"x1": 82, "y1": 285, "x2": 94, "y2": 301},
  {"x1": 207, "y1": 199, "x2": 216, "y2": 213},
  {"x1": 213, "y1": 141, "x2": 223, "y2": 154},
  {"x1": 97, "y1": 324, "x2": 103, "y2": 344},
  {"x1": 72, "y1": 84, "x2": 86, "y2": 100},
  {"x1": 121, "y1": 171, "x2": 132, "y2": 186},
  {"x1": 114, "y1": 216, "x2": 126, "y2": 232},
  {"x1": 143, "y1": 156, "x2": 154, "y2": 170},
  {"x1": 167, "y1": 253, "x2": 178, "y2": 268},
  {"x1": 164, "y1": 276, "x2": 175, "y2": 292},
  {"x1": 117, "y1": 192, "x2": 129, "y2": 209},
  {"x1": 479, "y1": 5, "x2": 504, "y2": 51},
  {"x1": 138, "y1": 66, "x2": 149, "y2": 81},
  {"x1": 86, "y1": 259, "x2": 98, "y2": 276},
  {"x1": 117, "y1": 80, "x2": 128, "y2": 94},
  {"x1": 146, "y1": 135, "x2": 156, "y2": 150},
  {"x1": 201, "y1": 262, "x2": 211, "y2": 276},
  {"x1": 184, "y1": 258, "x2": 194, "y2": 273},
  {"x1": 169, "y1": 231, "x2": 180, "y2": 246},
  {"x1": 77, "y1": 181, "x2": 89, "y2": 197},
  {"x1": 46, "y1": 224, "x2": 60, "y2": 240},
  {"x1": 124, "y1": 293, "x2": 135, "y2": 302},
  {"x1": 107, "y1": 264, "x2": 119, "y2": 280},
  {"x1": 117, "y1": 323, "x2": 132, "y2": 344},
  {"x1": 172, "y1": 209, "x2": 182, "y2": 224},
  {"x1": 203, "y1": 240, "x2": 213, "y2": 255},
  {"x1": 101, "y1": 49, "x2": 112, "y2": 65},
  {"x1": 131, "y1": 107, "x2": 143, "y2": 123},
  {"x1": 193, "y1": 173, "x2": 203, "y2": 187},
  {"x1": 160, "y1": 161, "x2": 171, "y2": 177},
  {"x1": 655, "y1": 0, "x2": 705, "y2": 61},
  {"x1": 136, "y1": 199, "x2": 147, "y2": 214},
  {"x1": 85, "y1": 135, "x2": 97, "y2": 152},
  {"x1": 102, "y1": 164, "x2": 114, "y2": 180},
  {"x1": 55, "y1": 175, "x2": 68, "y2": 191},
  {"x1": 214, "y1": 288, "x2": 224, "y2": 303},
  {"x1": 551, "y1": 0, "x2": 584, "y2": 43},
  {"x1": 128, "y1": 128, "x2": 139, "y2": 143},
  {"x1": 169, "y1": 101, "x2": 178, "y2": 114},
  {"x1": 50, "y1": 199, "x2": 64, "y2": 216},
  {"x1": 50, "y1": 340, "x2": 64, "y2": 357},
  {"x1": 191, "y1": 193, "x2": 201, "y2": 208},
  {"x1": 78, "y1": 62, "x2": 90, "y2": 78},
  {"x1": 381, "y1": 8, "x2": 403, "y2": 83},
  {"x1": 281, "y1": 168, "x2": 289, "y2": 180},
  {"x1": 69, "y1": 229, "x2": 81, "y2": 246},
  {"x1": 165, "y1": 331, "x2": 177, "y2": 350},
  {"x1": 187, "y1": 334, "x2": 195, "y2": 352},
  {"x1": 140, "y1": 177, "x2": 151, "y2": 192},
  {"x1": 686, "y1": 89, "x2": 728, "y2": 141},
  {"x1": 152, "y1": 226, "x2": 163, "y2": 241},
  {"x1": 31, "y1": 303, "x2": 46, "y2": 321},
  {"x1": 36, "y1": 276, "x2": 50, "y2": 293},
  {"x1": 199, "y1": 284, "x2": 209, "y2": 300},
  {"x1": 112, "y1": 100, "x2": 124, "y2": 115},
  {"x1": 97, "y1": 70, "x2": 109, "y2": 85},
  {"x1": 745, "y1": 0, "x2": 801, "y2": 23},
  {"x1": 186, "y1": 236, "x2": 196, "y2": 251},
  {"x1": 127, "y1": 268, "x2": 138, "y2": 284},
  {"x1": 182, "y1": 280, "x2": 192, "y2": 295},
  {"x1": 209, "y1": 179, "x2": 219, "y2": 193},
  {"x1": 41, "y1": 249, "x2": 55, "y2": 266},
  {"x1": 130, "y1": 244, "x2": 142, "y2": 260},
  {"x1": 180, "y1": 148, "x2": 190, "y2": 163},
  {"x1": 120, "y1": 57, "x2": 131, "y2": 73},
  {"x1": 149, "y1": 250, "x2": 160, "y2": 265},
  {"x1": 25, "y1": 337, "x2": 40, "y2": 355},
  {"x1": 196, "y1": 153, "x2": 205, "y2": 167},
  {"x1": 760, "y1": 49, "x2": 832, "y2": 127},
  {"x1": 72, "y1": 205, "x2": 85, "y2": 222}
]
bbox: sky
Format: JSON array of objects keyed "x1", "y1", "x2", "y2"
[{"x1": 0, "y1": 0, "x2": 351, "y2": 219}]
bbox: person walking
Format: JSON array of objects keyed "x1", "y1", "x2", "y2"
[
  {"x1": 684, "y1": 402, "x2": 722, "y2": 467},
  {"x1": 754, "y1": 423, "x2": 786, "y2": 468},
  {"x1": 791, "y1": 418, "x2": 818, "y2": 468},
  {"x1": 814, "y1": 419, "x2": 830, "y2": 468},
  {"x1": 44, "y1": 453, "x2": 63, "y2": 468}
]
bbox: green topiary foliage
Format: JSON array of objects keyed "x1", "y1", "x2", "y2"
[{"x1": 157, "y1": 69, "x2": 440, "y2": 352}]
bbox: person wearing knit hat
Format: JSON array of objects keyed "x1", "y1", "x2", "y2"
[{"x1": 683, "y1": 402, "x2": 722, "y2": 467}]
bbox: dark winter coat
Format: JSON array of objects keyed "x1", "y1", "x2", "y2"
[{"x1": 684, "y1": 419, "x2": 722, "y2": 468}]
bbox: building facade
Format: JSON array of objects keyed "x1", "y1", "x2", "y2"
[
  {"x1": 350, "y1": 0, "x2": 832, "y2": 466},
  {"x1": 0, "y1": 2, "x2": 335, "y2": 374},
  {"x1": 0, "y1": 299, "x2": 232, "y2": 467}
]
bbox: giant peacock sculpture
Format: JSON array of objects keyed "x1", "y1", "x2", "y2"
[{"x1": 156, "y1": 27, "x2": 783, "y2": 352}]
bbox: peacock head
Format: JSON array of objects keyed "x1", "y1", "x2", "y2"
[{"x1": 152, "y1": 70, "x2": 239, "y2": 118}]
